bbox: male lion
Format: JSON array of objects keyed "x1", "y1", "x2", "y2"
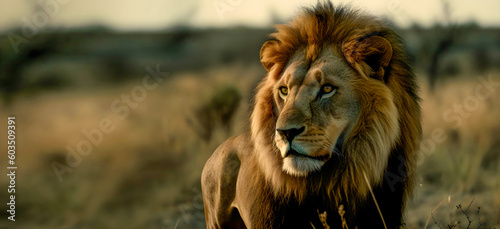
[{"x1": 202, "y1": 2, "x2": 421, "y2": 228}]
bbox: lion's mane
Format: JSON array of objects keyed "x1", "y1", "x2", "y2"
[{"x1": 250, "y1": 2, "x2": 421, "y2": 213}]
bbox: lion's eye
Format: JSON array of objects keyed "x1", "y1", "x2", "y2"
[
  {"x1": 319, "y1": 84, "x2": 337, "y2": 98},
  {"x1": 322, "y1": 85, "x2": 333, "y2": 93},
  {"x1": 279, "y1": 87, "x2": 288, "y2": 96}
]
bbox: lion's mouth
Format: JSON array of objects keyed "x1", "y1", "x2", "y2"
[{"x1": 284, "y1": 149, "x2": 331, "y2": 161}]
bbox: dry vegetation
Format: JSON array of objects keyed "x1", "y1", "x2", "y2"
[
  {"x1": 0, "y1": 64, "x2": 499, "y2": 228},
  {"x1": 406, "y1": 72, "x2": 500, "y2": 228}
]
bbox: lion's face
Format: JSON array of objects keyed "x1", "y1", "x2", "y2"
[{"x1": 274, "y1": 47, "x2": 361, "y2": 176}]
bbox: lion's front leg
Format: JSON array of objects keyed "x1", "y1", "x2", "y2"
[{"x1": 202, "y1": 136, "x2": 246, "y2": 228}]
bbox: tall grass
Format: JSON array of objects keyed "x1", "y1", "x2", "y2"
[
  {"x1": 0, "y1": 66, "x2": 498, "y2": 228},
  {"x1": 406, "y1": 73, "x2": 500, "y2": 228}
]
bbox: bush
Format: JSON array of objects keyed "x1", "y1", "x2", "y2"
[{"x1": 188, "y1": 86, "x2": 241, "y2": 142}]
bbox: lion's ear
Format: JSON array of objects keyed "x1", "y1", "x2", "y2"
[
  {"x1": 260, "y1": 40, "x2": 277, "y2": 71},
  {"x1": 342, "y1": 36, "x2": 393, "y2": 81}
]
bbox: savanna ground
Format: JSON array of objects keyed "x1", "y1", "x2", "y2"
[{"x1": 0, "y1": 26, "x2": 500, "y2": 228}]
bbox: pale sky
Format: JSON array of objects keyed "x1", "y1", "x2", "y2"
[{"x1": 0, "y1": 0, "x2": 499, "y2": 32}]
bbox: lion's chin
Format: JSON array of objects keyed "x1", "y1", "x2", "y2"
[{"x1": 282, "y1": 156, "x2": 325, "y2": 177}]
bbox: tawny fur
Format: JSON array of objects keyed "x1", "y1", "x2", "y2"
[{"x1": 202, "y1": 2, "x2": 421, "y2": 228}]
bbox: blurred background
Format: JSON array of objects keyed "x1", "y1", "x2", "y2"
[{"x1": 0, "y1": 0, "x2": 499, "y2": 228}]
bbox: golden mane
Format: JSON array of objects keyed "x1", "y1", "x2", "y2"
[{"x1": 251, "y1": 2, "x2": 421, "y2": 210}]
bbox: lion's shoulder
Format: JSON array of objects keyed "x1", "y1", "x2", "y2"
[
  {"x1": 201, "y1": 134, "x2": 252, "y2": 194},
  {"x1": 203, "y1": 134, "x2": 251, "y2": 171}
]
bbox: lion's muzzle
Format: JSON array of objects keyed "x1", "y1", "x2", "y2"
[{"x1": 276, "y1": 126, "x2": 305, "y2": 144}]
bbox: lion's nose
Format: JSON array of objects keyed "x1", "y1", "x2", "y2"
[{"x1": 277, "y1": 126, "x2": 305, "y2": 143}]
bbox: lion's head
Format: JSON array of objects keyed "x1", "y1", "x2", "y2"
[
  {"x1": 271, "y1": 47, "x2": 365, "y2": 177},
  {"x1": 250, "y1": 3, "x2": 421, "y2": 206}
]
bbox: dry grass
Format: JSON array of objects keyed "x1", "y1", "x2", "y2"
[
  {"x1": 0, "y1": 65, "x2": 498, "y2": 228},
  {"x1": 406, "y1": 72, "x2": 500, "y2": 228},
  {"x1": 0, "y1": 64, "x2": 262, "y2": 229}
]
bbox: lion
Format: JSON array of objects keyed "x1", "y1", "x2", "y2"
[{"x1": 202, "y1": 2, "x2": 421, "y2": 228}]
